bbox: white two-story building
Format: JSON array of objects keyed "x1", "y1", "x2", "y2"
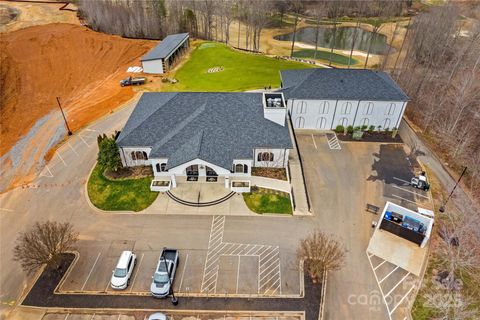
[
  {"x1": 280, "y1": 69, "x2": 410, "y2": 131},
  {"x1": 116, "y1": 92, "x2": 292, "y2": 191}
]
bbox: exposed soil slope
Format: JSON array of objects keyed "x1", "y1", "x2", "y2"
[{"x1": 0, "y1": 23, "x2": 154, "y2": 156}]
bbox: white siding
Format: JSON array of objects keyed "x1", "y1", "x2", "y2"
[
  {"x1": 288, "y1": 98, "x2": 407, "y2": 131},
  {"x1": 119, "y1": 147, "x2": 152, "y2": 167},
  {"x1": 142, "y1": 59, "x2": 164, "y2": 74},
  {"x1": 253, "y1": 148, "x2": 289, "y2": 168}
]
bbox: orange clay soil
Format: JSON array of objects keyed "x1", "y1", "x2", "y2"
[{"x1": 0, "y1": 23, "x2": 156, "y2": 156}]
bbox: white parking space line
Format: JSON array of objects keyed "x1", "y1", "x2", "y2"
[
  {"x1": 236, "y1": 256, "x2": 241, "y2": 294},
  {"x1": 67, "y1": 141, "x2": 79, "y2": 156},
  {"x1": 390, "y1": 284, "x2": 415, "y2": 315},
  {"x1": 117, "y1": 314, "x2": 121, "y2": 320},
  {"x1": 0, "y1": 208, "x2": 14, "y2": 212},
  {"x1": 311, "y1": 134, "x2": 317, "y2": 149},
  {"x1": 392, "y1": 185, "x2": 429, "y2": 199},
  {"x1": 81, "y1": 252, "x2": 101, "y2": 290},
  {"x1": 385, "y1": 272, "x2": 411, "y2": 298},
  {"x1": 374, "y1": 259, "x2": 387, "y2": 271},
  {"x1": 56, "y1": 151, "x2": 67, "y2": 166},
  {"x1": 129, "y1": 253, "x2": 144, "y2": 292},
  {"x1": 78, "y1": 134, "x2": 91, "y2": 147},
  {"x1": 64, "y1": 314, "x2": 69, "y2": 320},
  {"x1": 379, "y1": 266, "x2": 400, "y2": 284},
  {"x1": 393, "y1": 177, "x2": 410, "y2": 184},
  {"x1": 178, "y1": 253, "x2": 189, "y2": 292},
  {"x1": 391, "y1": 194, "x2": 419, "y2": 205},
  {"x1": 85, "y1": 128, "x2": 97, "y2": 132},
  {"x1": 90, "y1": 313, "x2": 95, "y2": 320}
]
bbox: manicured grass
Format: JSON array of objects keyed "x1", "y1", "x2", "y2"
[
  {"x1": 162, "y1": 42, "x2": 314, "y2": 92},
  {"x1": 87, "y1": 164, "x2": 158, "y2": 212},
  {"x1": 293, "y1": 49, "x2": 358, "y2": 66},
  {"x1": 243, "y1": 191, "x2": 292, "y2": 214}
]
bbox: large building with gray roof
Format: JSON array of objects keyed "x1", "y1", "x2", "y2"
[
  {"x1": 280, "y1": 69, "x2": 409, "y2": 131},
  {"x1": 117, "y1": 92, "x2": 292, "y2": 191},
  {"x1": 141, "y1": 33, "x2": 189, "y2": 74}
]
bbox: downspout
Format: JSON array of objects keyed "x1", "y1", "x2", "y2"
[
  {"x1": 330, "y1": 100, "x2": 339, "y2": 129},
  {"x1": 352, "y1": 100, "x2": 362, "y2": 127}
]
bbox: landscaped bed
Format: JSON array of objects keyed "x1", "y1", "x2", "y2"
[
  {"x1": 87, "y1": 164, "x2": 158, "y2": 212},
  {"x1": 243, "y1": 187, "x2": 292, "y2": 215},
  {"x1": 335, "y1": 131, "x2": 403, "y2": 143},
  {"x1": 252, "y1": 167, "x2": 288, "y2": 181},
  {"x1": 161, "y1": 41, "x2": 314, "y2": 92}
]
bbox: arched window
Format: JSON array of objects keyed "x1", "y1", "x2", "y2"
[
  {"x1": 135, "y1": 151, "x2": 143, "y2": 160},
  {"x1": 295, "y1": 116, "x2": 305, "y2": 128},
  {"x1": 364, "y1": 102, "x2": 374, "y2": 115},
  {"x1": 319, "y1": 101, "x2": 329, "y2": 114},
  {"x1": 383, "y1": 118, "x2": 391, "y2": 130},
  {"x1": 360, "y1": 118, "x2": 369, "y2": 127},
  {"x1": 338, "y1": 118, "x2": 348, "y2": 127},
  {"x1": 296, "y1": 101, "x2": 307, "y2": 114},
  {"x1": 131, "y1": 151, "x2": 136, "y2": 160},
  {"x1": 243, "y1": 164, "x2": 248, "y2": 174},
  {"x1": 160, "y1": 163, "x2": 167, "y2": 172},
  {"x1": 387, "y1": 103, "x2": 396, "y2": 115},
  {"x1": 257, "y1": 152, "x2": 274, "y2": 162},
  {"x1": 316, "y1": 117, "x2": 327, "y2": 129},
  {"x1": 156, "y1": 163, "x2": 161, "y2": 172},
  {"x1": 143, "y1": 151, "x2": 148, "y2": 160},
  {"x1": 235, "y1": 164, "x2": 244, "y2": 173},
  {"x1": 341, "y1": 102, "x2": 352, "y2": 114}
]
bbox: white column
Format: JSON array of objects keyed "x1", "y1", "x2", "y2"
[
  {"x1": 171, "y1": 174, "x2": 177, "y2": 188},
  {"x1": 224, "y1": 176, "x2": 230, "y2": 189}
]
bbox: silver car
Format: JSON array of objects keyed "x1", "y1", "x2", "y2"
[{"x1": 150, "y1": 251, "x2": 177, "y2": 298}]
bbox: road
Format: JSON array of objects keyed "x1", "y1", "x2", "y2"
[{"x1": 0, "y1": 97, "x2": 427, "y2": 320}]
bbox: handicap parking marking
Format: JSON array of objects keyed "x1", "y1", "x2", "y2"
[{"x1": 39, "y1": 164, "x2": 54, "y2": 178}]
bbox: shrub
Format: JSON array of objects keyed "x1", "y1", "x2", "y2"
[
  {"x1": 251, "y1": 185, "x2": 259, "y2": 192},
  {"x1": 361, "y1": 125, "x2": 368, "y2": 131},
  {"x1": 384, "y1": 127, "x2": 391, "y2": 134},
  {"x1": 353, "y1": 126, "x2": 361, "y2": 132},
  {"x1": 335, "y1": 125, "x2": 345, "y2": 133},
  {"x1": 347, "y1": 125, "x2": 354, "y2": 134},
  {"x1": 368, "y1": 125, "x2": 375, "y2": 133},
  {"x1": 377, "y1": 125, "x2": 382, "y2": 131},
  {"x1": 97, "y1": 134, "x2": 121, "y2": 172}
]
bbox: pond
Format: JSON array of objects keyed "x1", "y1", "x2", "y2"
[{"x1": 274, "y1": 27, "x2": 393, "y2": 55}]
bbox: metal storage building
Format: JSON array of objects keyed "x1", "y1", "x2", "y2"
[{"x1": 141, "y1": 33, "x2": 189, "y2": 74}]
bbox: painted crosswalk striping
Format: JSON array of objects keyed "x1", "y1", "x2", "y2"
[
  {"x1": 201, "y1": 215, "x2": 282, "y2": 295},
  {"x1": 327, "y1": 133, "x2": 341, "y2": 150}
]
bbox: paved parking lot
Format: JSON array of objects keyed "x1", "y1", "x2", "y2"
[
  {"x1": 42, "y1": 312, "x2": 302, "y2": 320},
  {"x1": 58, "y1": 216, "x2": 300, "y2": 298}
]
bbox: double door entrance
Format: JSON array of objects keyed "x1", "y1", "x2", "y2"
[{"x1": 186, "y1": 165, "x2": 218, "y2": 182}]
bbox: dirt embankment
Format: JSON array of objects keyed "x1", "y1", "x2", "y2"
[{"x1": 0, "y1": 23, "x2": 155, "y2": 156}]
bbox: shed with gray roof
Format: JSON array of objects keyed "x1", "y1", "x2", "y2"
[{"x1": 140, "y1": 33, "x2": 189, "y2": 74}]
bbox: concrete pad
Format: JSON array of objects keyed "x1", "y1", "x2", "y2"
[
  {"x1": 367, "y1": 229, "x2": 427, "y2": 276},
  {"x1": 280, "y1": 251, "x2": 300, "y2": 296},
  {"x1": 216, "y1": 255, "x2": 238, "y2": 295},
  {"x1": 236, "y1": 255, "x2": 259, "y2": 295},
  {"x1": 6, "y1": 308, "x2": 46, "y2": 320}
]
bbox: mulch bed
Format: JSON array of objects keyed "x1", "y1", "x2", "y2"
[
  {"x1": 252, "y1": 186, "x2": 290, "y2": 199},
  {"x1": 336, "y1": 132, "x2": 403, "y2": 143},
  {"x1": 103, "y1": 166, "x2": 153, "y2": 180},
  {"x1": 252, "y1": 168, "x2": 288, "y2": 181}
]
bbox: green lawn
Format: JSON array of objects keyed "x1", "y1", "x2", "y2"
[
  {"x1": 293, "y1": 49, "x2": 358, "y2": 66},
  {"x1": 243, "y1": 192, "x2": 292, "y2": 214},
  {"x1": 162, "y1": 42, "x2": 314, "y2": 92},
  {"x1": 87, "y1": 164, "x2": 158, "y2": 212}
]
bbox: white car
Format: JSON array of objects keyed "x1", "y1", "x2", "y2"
[
  {"x1": 148, "y1": 313, "x2": 167, "y2": 320},
  {"x1": 110, "y1": 251, "x2": 136, "y2": 290}
]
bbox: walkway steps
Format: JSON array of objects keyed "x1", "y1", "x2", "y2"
[{"x1": 166, "y1": 191, "x2": 236, "y2": 207}]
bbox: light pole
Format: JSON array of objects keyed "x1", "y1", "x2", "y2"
[
  {"x1": 439, "y1": 166, "x2": 467, "y2": 213},
  {"x1": 161, "y1": 247, "x2": 178, "y2": 305},
  {"x1": 56, "y1": 97, "x2": 72, "y2": 136}
]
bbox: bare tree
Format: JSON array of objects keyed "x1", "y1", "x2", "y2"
[
  {"x1": 297, "y1": 229, "x2": 347, "y2": 282},
  {"x1": 13, "y1": 221, "x2": 78, "y2": 274},
  {"x1": 289, "y1": 0, "x2": 303, "y2": 57}
]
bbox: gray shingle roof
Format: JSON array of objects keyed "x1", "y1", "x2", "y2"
[
  {"x1": 280, "y1": 69, "x2": 409, "y2": 101},
  {"x1": 141, "y1": 33, "x2": 189, "y2": 61},
  {"x1": 116, "y1": 92, "x2": 292, "y2": 170}
]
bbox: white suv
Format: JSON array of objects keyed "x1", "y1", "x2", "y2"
[{"x1": 110, "y1": 251, "x2": 136, "y2": 290}]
